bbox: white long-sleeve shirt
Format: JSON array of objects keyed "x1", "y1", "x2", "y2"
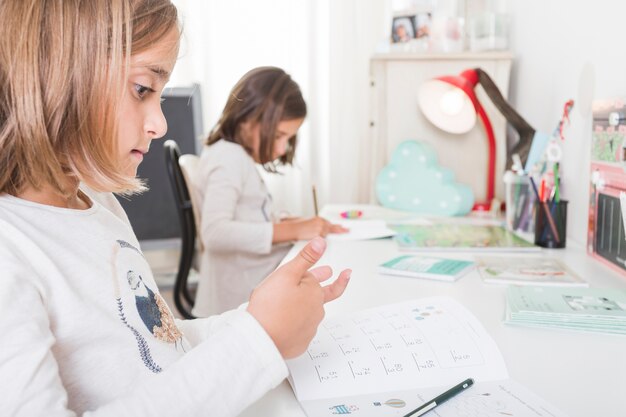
[
  {"x1": 0, "y1": 191, "x2": 287, "y2": 417},
  {"x1": 191, "y1": 140, "x2": 291, "y2": 317}
]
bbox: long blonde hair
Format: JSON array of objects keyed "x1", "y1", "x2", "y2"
[{"x1": 0, "y1": 0, "x2": 179, "y2": 196}]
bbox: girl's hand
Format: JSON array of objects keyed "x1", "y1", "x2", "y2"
[
  {"x1": 247, "y1": 237, "x2": 351, "y2": 359},
  {"x1": 294, "y1": 217, "x2": 348, "y2": 239},
  {"x1": 273, "y1": 217, "x2": 349, "y2": 243}
]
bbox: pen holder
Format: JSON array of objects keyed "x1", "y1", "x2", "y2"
[
  {"x1": 504, "y1": 172, "x2": 536, "y2": 236},
  {"x1": 534, "y1": 200, "x2": 568, "y2": 248}
]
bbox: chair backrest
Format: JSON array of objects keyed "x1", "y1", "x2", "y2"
[
  {"x1": 178, "y1": 154, "x2": 204, "y2": 253},
  {"x1": 163, "y1": 139, "x2": 196, "y2": 319}
]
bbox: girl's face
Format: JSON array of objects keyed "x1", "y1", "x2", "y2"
[
  {"x1": 271, "y1": 118, "x2": 304, "y2": 160},
  {"x1": 244, "y1": 117, "x2": 304, "y2": 162},
  {"x1": 117, "y1": 29, "x2": 179, "y2": 177}
]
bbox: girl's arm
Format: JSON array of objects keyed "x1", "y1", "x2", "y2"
[
  {"x1": 197, "y1": 149, "x2": 274, "y2": 255},
  {"x1": 1, "y1": 257, "x2": 286, "y2": 417},
  {"x1": 272, "y1": 216, "x2": 349, "y2": 243}
]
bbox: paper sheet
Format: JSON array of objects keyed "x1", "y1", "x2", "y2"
[
  {"x1": 327, "y1": 220, "x2": 397, "y2": 241},
  {"x1": 287, "y1": 297, "x2": 508, "y2": 402}
]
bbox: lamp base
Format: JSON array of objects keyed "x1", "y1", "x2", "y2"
[
  {"x1": 472, "y1": 198, "x2": 504, "y2": 214},
  {"x1": 472, "y1": 202, "x2": 492, "y2": 211}
]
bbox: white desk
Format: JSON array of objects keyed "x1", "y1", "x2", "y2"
[{"x1": 240, "y1": 228, "x2": 626, "y2": 417}]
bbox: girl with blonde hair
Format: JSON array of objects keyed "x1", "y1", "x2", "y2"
[{"x1": 0, "y1": 1, "x2": 350, "y2": 415}]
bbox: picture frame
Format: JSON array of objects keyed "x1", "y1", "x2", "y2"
[
  {"x1": 391, "y1": 15, "x2": 416, "y2": 43},
  {"x1": 414, "y1": 12, "x2": 432, "y2": 39}
]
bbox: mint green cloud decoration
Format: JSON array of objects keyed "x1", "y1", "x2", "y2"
[{"x1": 376, "y1": 140, "x2": 474, "y2": 216}]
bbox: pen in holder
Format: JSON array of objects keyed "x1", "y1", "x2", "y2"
[
  {"x1": 534, "y1": 200, "x2": 568, "y2": 248},
  {"x1": 504, "y1": 171, "x2": 536, "y2": 236}
]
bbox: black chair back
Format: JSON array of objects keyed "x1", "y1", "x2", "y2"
[{"x1": 164, "y1": 139, "x2": 197, "y2": 319}]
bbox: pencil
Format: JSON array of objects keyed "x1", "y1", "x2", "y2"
[
  {"x1": 312, "y1": 185, "x2": 319, "y2": 216},
  {"x1": 553, "y1": 162, "x2": 560, "y2": 203},
  {"x1": 403, "y1": 378, "x2": 474, "y2": 417},
  {"x1": 541, "y1": 201, "x2": 561, "y2": 243},
  {"x1": 529, "y1": 177, "x2": 560, "y2": 244}
]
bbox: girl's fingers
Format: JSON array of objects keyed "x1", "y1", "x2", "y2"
[
  {"x1": 308, "y1": 265, "x2": 333, "y2": 282},
  {"x1": 322, "y1": 269, "x2": 351, "y2": 303},
  {"x1": 330, "y1": 224, "x2": 349, "y2": 233},
  {"x1": 280, "y1": 237, "x2": 326, "y2": 280}
]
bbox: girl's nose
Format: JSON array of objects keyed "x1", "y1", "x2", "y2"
[
  {"x1": 276, "y1": 138, "x2": 289, "y2": 155},
  {"x1": 145, "y1": 105, "x2": 168, "y2": 139}
]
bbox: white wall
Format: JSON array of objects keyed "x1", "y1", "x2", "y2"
[{"x1": 507, "y1": 0, "x2": 626, "y2": 245}]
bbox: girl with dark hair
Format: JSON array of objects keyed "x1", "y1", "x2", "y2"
[{"x1": 192, "y1": 66, "x2": 347, "y2": 316}]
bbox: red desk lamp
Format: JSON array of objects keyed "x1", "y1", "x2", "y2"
[{"x1": 418, "y1": 68, "x2": 535, "y2": 211}]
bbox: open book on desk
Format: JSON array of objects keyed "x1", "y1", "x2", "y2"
[
  {"x1": 286, "y1": 297, "x2": 567, "y2": 417},
  {"x1": 390, "y1": 224, "x2": 539, "y2": 252}
]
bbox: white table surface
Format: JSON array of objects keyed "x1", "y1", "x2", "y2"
[{"x1": 240, "y1": 209, "x2": 626, "y2": 417}]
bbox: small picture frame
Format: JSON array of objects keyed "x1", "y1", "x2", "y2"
[
  {"x1": 391, "y1": 15, "x2": 416, "y2": 43},
  {"x1": 414, "y1": 12, "x2": 432, "y2": 39}
]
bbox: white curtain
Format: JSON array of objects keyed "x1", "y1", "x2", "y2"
[{"x1": 170, "y1": 0, "x2": 390, "y2": 216}]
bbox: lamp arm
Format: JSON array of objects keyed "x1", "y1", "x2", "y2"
[
  {"x1": 474, "y1": 100, "x2": 496, "y2": 206},
  {"x1": 475, "y1": 68, "x2": 536, "y2": 170}
]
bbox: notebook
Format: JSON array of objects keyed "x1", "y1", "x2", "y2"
[
  {"x1": 286, "y1": 297, "x2": 567, "y2": 417},
  {"x1": 379, "y1": 255, "x2": 474, "y2": 282},
  {"x1": 476, "y1": 256, "x2": 588, "y2": 287},
  {"x1": 505, "y1": 286, "x2": 626, "y2": 335}
]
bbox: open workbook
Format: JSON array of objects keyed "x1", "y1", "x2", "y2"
[
  {"x1": 390, "y1": 224, "x2": 538, "y2": 252},
  {"x1": 286, "y1": 297, "x2": 567, "y2": 417}
]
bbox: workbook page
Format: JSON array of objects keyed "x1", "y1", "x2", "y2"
[
  {"x1": 299, "y1": 379, "x2": 568, "y2": 417},
  {"x1": 287, "y1": 297, "x2": 508, "y2": 401}
]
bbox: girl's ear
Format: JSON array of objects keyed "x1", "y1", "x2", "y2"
[
  {"x1": 240, "y1": 120, "x2": 260, "y2": 145},
  {"x1": 239, "y1": 120, "x2": 253, "y2": 139}
]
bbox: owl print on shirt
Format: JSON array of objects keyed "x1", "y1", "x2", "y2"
[
  {"x1": 127, "y1": 270, "x2": 183, "y2": 345},
  {"x1": 112, "y1": 240, "x2": 187, "y2": 373}
]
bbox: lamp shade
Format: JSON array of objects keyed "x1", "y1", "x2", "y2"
[{"x1": 417, "y1": 69, "x2": 480, "y2": 134}]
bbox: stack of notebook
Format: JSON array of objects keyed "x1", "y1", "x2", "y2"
[{"x1": 505, "y1": 286, "x2": 626, "y2": 335}]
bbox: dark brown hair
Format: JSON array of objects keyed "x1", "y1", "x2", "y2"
[{"x1": 206, "y1": 66, "x2": 307, "y2": 172}]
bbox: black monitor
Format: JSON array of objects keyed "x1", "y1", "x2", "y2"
[{"x1": 117, "y1": 84, "x2": 204, "y2": 248}]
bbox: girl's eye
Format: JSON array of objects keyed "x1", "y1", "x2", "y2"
[{"x1": 134, "y1": 83, "x2": 151, "y2": 99}]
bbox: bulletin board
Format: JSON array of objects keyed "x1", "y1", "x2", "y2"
[{"x1": 588, "y1": 98, "x2": 626, "y2": 276}]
